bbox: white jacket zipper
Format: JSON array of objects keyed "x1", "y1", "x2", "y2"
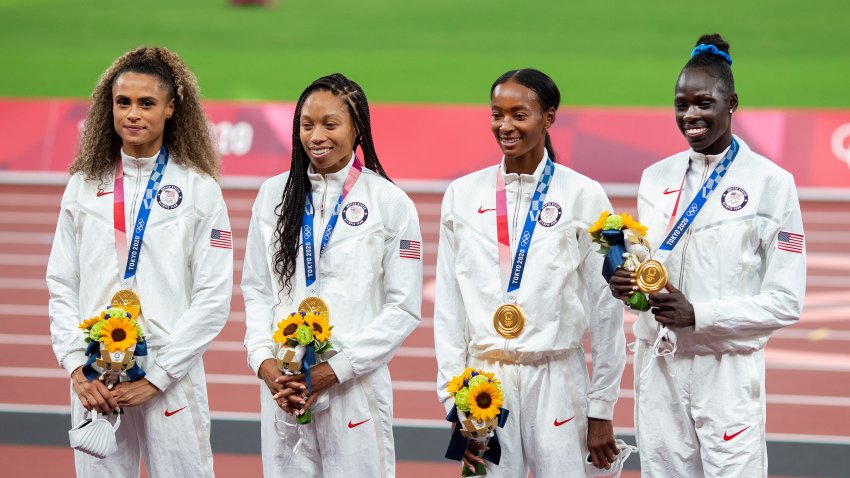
[{"x1": 677, "y1": 157, "x2": 710, "y2": 288}]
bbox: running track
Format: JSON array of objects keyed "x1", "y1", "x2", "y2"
[{"x1": 0, "y1": 183, "x2": 848, "y2": 477}]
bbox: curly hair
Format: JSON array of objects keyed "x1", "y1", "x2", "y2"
[
  {"x1": 272, "y1": 73, "x2": 391, "y2": 297},
  {"x1": 69, "y1": 46, "x2": 219, "y2": 180}
]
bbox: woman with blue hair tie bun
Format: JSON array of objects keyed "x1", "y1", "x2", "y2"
[{"x1": 609, "y1": 33, "x2": 806, "y2": 477}]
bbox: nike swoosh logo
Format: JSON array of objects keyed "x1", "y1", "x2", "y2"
[
  {"x1": 663, "y1": 187, "x2": 683, "y2": 195},
  {"x1": 478, "y1": 206, "x2": 496, "y2": 214},
  {"x1": 554, "y1": 416, "x2": 575, "y2": 427},
  {"x1": 723, "y1": 426, "x2": 750, "y2": 441},
  {"x1": 348, "y1": 418, "x2": 371, "y2": 429},
  {"x1": 96, "y1": 191, "x2": 114, "y2": 197},
  {"x1": 164, "y1": 406, "x2": 187, "y2": 417}
]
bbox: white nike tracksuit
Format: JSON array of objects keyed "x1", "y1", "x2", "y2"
[
  {"x1": 47, "y1": 150, "x2": 234, "y2": 477},
  {"x1": 242, "y1": 156, "x2": 422, "y2": 477},
  {"x1": 633, "y1": 137, "x2": 806, "y2": 477},
  {"x1": 434, "y1": 155, "x2": 626, "y2": 477}
]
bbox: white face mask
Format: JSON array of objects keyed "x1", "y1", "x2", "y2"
[
  {"x1": 68, "y1": 410, "x2": 122, "y2": 459},
  {"x1": 585, "y1": 439, "x2": 638, "y2": 477}
]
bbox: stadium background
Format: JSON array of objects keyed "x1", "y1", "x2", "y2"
[{"x1": 1, "y1": 0, "x2": 849, "y2": 476}]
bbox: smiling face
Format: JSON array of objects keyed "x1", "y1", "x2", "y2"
[
  {"x1": 299, "y1": 90, "x2": 357, "y2": 175},
  {"x1": 674, "y1": 67, "x2": 738, "y2": 155},
  {"x1": 490, "y1": 80, "x2": 553, "y2": 164},
  {"x1": 112, "y1": 72, "x2": 175, "y2": 158}
]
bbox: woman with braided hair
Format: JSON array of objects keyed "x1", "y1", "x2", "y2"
[
  {"x1": 47, "y1": 46, "x2": 232, "y2": 476},
  {"x1": 609, "y1": 33, "x2": 805, "y2": 476},
  {"x1": 242, "y1": 73, "x2": 422, "y2": 476}
]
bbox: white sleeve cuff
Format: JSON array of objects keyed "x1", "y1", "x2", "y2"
[
  {"x1": 145, "y1": 363, "x2": 174, "y2": 391},
  {"x1": 693, "y1": 301, "x2": 716, "y2": 333},
  {"x1": 588, "y1": 399, "x2": 615, "y2": 421},
  {"x1": 62, "y1": 351, "x2": 89, "y2": 375},
  {"x1": 249, "y1": 348, "x2": 276, "y2": 377},
  {"x1": 327, "y1": 351, "x2": 355, "y2": 384}
]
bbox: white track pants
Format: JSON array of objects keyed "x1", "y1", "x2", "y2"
[
  {"x1": 468, "y1": 349, "x2": 591, "y2": 478},
  {"x1": 634, "y1": 342, "x2": 768, "y2": 477},
  {"x1": 71, "y1": 358, "x2": 214, "y2": 477},
  {"x1": 259, "y1": 365, "x2": 395, "y2": 477}
]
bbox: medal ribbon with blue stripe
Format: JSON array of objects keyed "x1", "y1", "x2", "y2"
[
  {"x1": 655, "y1": 138, "x2": 740, "y2": 263},
  {"x1": 301, "y1": 158, "x2": 363, "y2": 294},
  {"x1": 114, "y1": 146, "x2": 169, "y2": 286},
  {"x1": 495, "y1": 157, "x2": 555, "y2": 302}
]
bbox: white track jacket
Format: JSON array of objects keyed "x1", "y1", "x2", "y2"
[
  {"x1": 435, "y1": 156, "x2": 626, "y2": 420},
  {"x1": 47, "y1": 152, "x2": 234, "y2": 390},
  {"x1": 634, "y1": 136, "x2": 805, "y2": 353},
  {"x1": 242, "y1": 157, "x2": 422, "y2": 387}
]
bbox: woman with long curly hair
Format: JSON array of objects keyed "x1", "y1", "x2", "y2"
[
  {"x1": 242, "y1": 73, "x2": 422, "y2": 477},
  {"x1": 47, "y1": 46, "x2": 233, "y2": 476}
]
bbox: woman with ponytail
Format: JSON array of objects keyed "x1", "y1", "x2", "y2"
[
  {"x1": 47, "y1": 46, "x2": 233, "y2": 476},
  {"x1": 609, "y1": 34, "x2": 805, "y2": 477},
  {"x1": 433, "y1": 69, "x2": 627, "y2": 476},
  {"x1": 242, "y1": 73, "x2": 422, "y2": 477}
]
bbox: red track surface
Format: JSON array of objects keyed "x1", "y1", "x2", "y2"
[{"x1": 1, "y1": 184, "x2": 849, "y2": 474}]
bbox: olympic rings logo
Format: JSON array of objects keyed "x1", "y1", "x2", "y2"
[
  {"x1": 520, "y1": 231, "x2": 531, "y2": 246},
  {"x1": 831, "y1": 123, "x2": 850, "y2": 168},
  {"x1": 135, "y1": 219, "x2": 145, "y2": 233},
  {"x1": 687, "y1": 204, "x2": 698, "y2": 216},
  {"x1": 303, "y1": 225, "x2": 312, "y2": 239}
]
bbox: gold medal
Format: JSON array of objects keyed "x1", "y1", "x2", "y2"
[
  {"x1": 493, "y1": 303, "x2": 526, "y2": 339},
  {"x1": 635, "y1": 259, "x2": 668, "y2": 294},
  {"x1": 110, "y1": 289, "x2": 142, "y2": 319},
  {"x1": 298, "y1": 296, "x2": 330, "y2": 318}
]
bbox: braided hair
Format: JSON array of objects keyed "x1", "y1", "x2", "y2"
[
  {"x1": 683, "y1": 33, "x2": 735, "y2": 94},
  {"x1": 70, "y1": 47, "x2": 219, "y2": 180},
  {"x1": 490, "y1": 69, "x2": 561, "y2": 161},
  {"x1": 272, "y1": 73, "x2": 390, "y2": 296}
]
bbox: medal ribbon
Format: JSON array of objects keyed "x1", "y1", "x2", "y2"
[
  {"x1": 495, "y1": 157, "x2": 555, "y2": 303},
  {"x1": 654, "y1": 138, "x2": 739, "y2": 264},
  {"x1": 301, "y1": 158, "x2": 363, "y2": 295},
  {"x1": 113, "y1": 146, "x2": 169, "y2": 287}
]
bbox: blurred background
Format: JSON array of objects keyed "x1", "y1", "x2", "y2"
[{"x1": 1, "y1": 0, "x2": 849, "y2": 476}]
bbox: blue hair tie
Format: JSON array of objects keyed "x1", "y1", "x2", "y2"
[{"x1": 690, "y1": 44, "x2": 733, "y2": 65}]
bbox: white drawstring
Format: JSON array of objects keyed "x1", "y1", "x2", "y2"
[
  {"x1": 273, "y1": 408, "x2": 305, "y2": 469},
  {"x1": 639, "y1": 326, "x2": 678, "y2": 381}
]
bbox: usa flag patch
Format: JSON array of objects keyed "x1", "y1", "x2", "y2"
[
  {"x1": 777, "y1": 231, "x2": 804, "y2": 254},
  {"x1": 210, "y1": 229, "x2": 232, "y2": 249},
  {"x1": 399, "y1": 239, "x2": 421, "y2": 260}
]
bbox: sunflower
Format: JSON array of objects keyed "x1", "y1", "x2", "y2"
[
  {"x1": 447, "y1": 375, "x2": 465, "y2": 394},
  {"x1": 460, "y1": 367, "x2": 476, "y2": 381},
  {"x1": 468, "y1": 382, "x2": 504, "y2": 422},
  {"x1": 99, "y1": 317, "x2": 139, "y2": 352},
  {"x1": 78, "y1": 316, "x2": 103, "y2": 331},
  {"x1": 273, "y1": 313, "x2": 304, "y2": 343},
  {"x1": 588, "y1": 210, "x2": 610, "y2": 234},
  {"x1": 304, "y1": 312, "x2": 331, "y2": 343},
  {"x1": 621, "y1": 213, "x2": 648, "y2": 237}
]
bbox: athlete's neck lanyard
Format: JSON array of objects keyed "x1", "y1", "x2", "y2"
[
  {"x1": 113, "y1": 146, "x2": 169, "y2": 288},
  {"x1": 654, "y1": 138, "x2": 739, "y2": 264},
  {"x1": 495, "y1": 156, "x2": 555, "y2": 304},
  {"x1": 301, "y1": 158, "x2": 363, "y2": 296}
]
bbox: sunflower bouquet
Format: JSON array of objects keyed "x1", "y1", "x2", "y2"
[
  {"x1": 79, "y1": 306, "x2": 148, "y2": 389},
  {"x1": 272, "y1": 310, "x2": 333, "y2": 424},
  {"x1": 589, "y1": 210, "x2": 651, "y2": 311},
  {"x1": 444, "y1": 368, "x2": 510, "y2": 476}
]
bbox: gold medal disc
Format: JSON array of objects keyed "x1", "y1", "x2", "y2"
[
  {"x1": 635, "y1": 260, "x2": 668, "y2": 294},
  {"x1": 110, "y1": 289, "x2": 142, "y2": 319},
  {"x1": 493, "y1": 303, "x2": 526, "y2": 339},
  {"x1": 298, "y1": 296, "x2": 330, "y2": 318}
]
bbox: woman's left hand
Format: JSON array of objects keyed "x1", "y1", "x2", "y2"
[
  {"x1": 648, "y1": 283, "x2": 696, "y2": 328},
  {"x1": 111, "y1": 378, "x2": 160, "y2": 408},
  {"x1": 275, "y1": 362, "x2": 339, "y2": 413},
  {"x1": 587, "y1": 417, "x2": 618, "y2": 469}
]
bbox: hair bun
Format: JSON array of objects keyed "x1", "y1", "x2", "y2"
[{"x1": 691, "y1": 33, "x2": 732, "y2": 65}]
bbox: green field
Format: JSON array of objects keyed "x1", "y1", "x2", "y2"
[{"x1": 1, "y1": 0, "x2": 848, "y2": 107}]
